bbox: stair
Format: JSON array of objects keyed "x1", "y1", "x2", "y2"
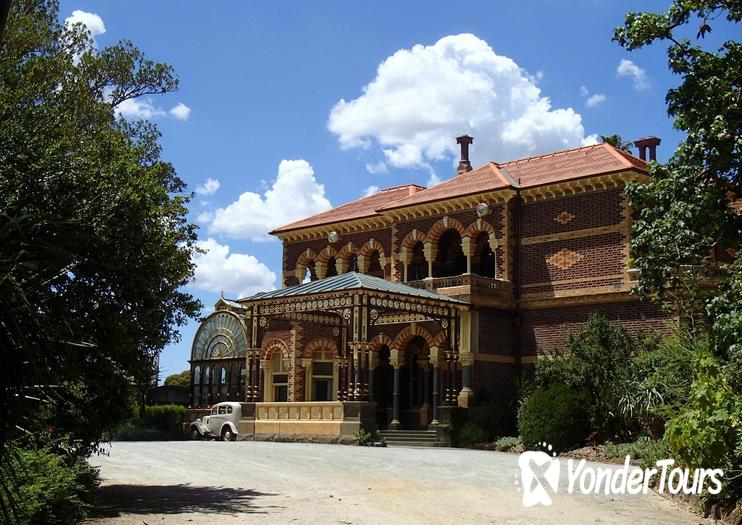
[{"x1": 378, "y1": 429, "x2": 440, "y2": 448}]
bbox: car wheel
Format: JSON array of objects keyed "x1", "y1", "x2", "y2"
[
  {"x1": 221, "y1": 427, "x2": 236, "y2": 442},
  {"x1": 190, "y1": 427, "x2": 201, "y2": 440}
]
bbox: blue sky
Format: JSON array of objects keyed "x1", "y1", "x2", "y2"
[{"x1": 59, "y1": 1, "x2": 738, "y2": 379}]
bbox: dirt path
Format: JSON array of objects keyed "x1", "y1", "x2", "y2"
[{"x1": 85, "y1": 441, "x2": 707, "y2": 524}]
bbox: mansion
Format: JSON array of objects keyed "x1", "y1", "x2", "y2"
[{"x1": 188, "y1": 135, "x2": 670, "y2": 442}]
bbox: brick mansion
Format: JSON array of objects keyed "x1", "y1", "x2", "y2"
[{"x1": 188, "y1": 135, "x2": 670, "y2": 441}]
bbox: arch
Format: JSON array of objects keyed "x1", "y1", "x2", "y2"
[
  {"x1": 336, "y1": 241, "x2": 358, "y2": 260},
  {"x1": 261, "y1": 338, "x2": 290, "y2": 360},
  {"x1": 391, "y1": 324, "x2": 435, "y2": 351},
  {"x1": 433, "y1": 229, "x2": 466, "y2": 277},
  {"x1": 431, "y1": 330, "x2": 449, "y2": 349},
  {"x1": 304, "y1": 337, "x2": 339, "y2": 357},
  {"x1": 464, "y1": 218, "x2": 497, "y2": 244},
  {"x1": 359, "y1": 238, "x2": 386, "y2": 259},
  {"x1": 368, "y1": 333, "x2": 393, "y2": 352},
  {"x1": 425, "y1": 216, "x2": 466, "y2": 245},
  {"x1": 316, "y1": 245, "x2": 337, "y2": 263},
  {"x1": 296, "y1": 248, "x2": 317, "y2": 268},
  {"x1": 400, "y1": 229, "x2": 426, "y2": 251}
]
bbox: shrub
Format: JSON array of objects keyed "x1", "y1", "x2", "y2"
[
  {"x1": 449, "y1": 399, "x2": 517, "y2": 446},
  {"x1": 604, "y1": 436, "x2": 670, "y2": 470},
  {"x1": 518, "y1": 384, "x2": 591, "y2": 452},
  {"x1": 494, "y1": 436, "x2": 521, "y2": 452},
  {"x1": 0, "y1": 443, "x2": 99, "y2": 524},
  {"x1": 112, "y1": 404, "x2": 187, "y2": 441}
]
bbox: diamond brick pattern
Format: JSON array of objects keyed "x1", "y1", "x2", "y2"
[
  {"x1": 547, "y1": 248, "x2": 583, "y2": 270},
  {"x1": 554, "y1": 211, "x2": 575, "y2": 225}
]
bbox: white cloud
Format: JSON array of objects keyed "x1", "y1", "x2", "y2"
[
  {"x1": 196, "y1": 178, "x2": 220, "y2": 196},
  {"x1": 427, "y1": 173, "x2": 443, "y2": 187},
  {"x1": 579, "y1": 85, "x2": 590, "y2": 97},
  {"x1": 64, "y1": 10, "x2": 105, "y2": 46},
  {"x1": 115, "y1": 97, "x2": 166, "y2": 119},
  {"x1": 586, "y1": 93, "x2": 606, "y2": 108},
  {"x1": 191, "y1": 238, "x2": 276, "y2": 298},
  {"x1": 170, "y1": 102, "x2": 191, "y2": 120},
  {"x1": 362, "y1": 185, "x2": 380, "y2": 197},
  {"x1": 205, "y1": 160, "x2": 331, "y2": 240},
  {"x1": 365, "y1": 161, "x2": 389, "y2": 175},
  {"x1": 617, "y1": 59, "x2": 649, "y2": 90},
  {"x1": 328, "y1": 34, "x2": 592, "y2": 170}
]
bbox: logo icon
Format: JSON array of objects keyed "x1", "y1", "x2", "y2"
[{"x1": 517, "y1": 442, "x2": 560, "y2": 507}]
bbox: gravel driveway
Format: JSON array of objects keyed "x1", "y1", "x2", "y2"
[{"x1": 86, "y1": 441, "x2": 706, "y2": 525}]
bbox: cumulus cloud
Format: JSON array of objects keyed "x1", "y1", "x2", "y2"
[
  {"x1": 362, "y1": 185, "x2": 380, "y2": 197},
  {"x1": 196, "y1": 178, "x2": 220, "y2": 196},
  {"x1": 64, "y1": 10, "x2": 105, "y2": 46},
  {"x1": 586, "y1": 94, "x2": 606, "y2": 108},
  {"x1": 617, "y1": 59, "x2": 649, "y2": 90},
  {"x1": 204, "y1": 160, "x2": 331, "y2": 240},
  {"x1": 191, "y1": 238, "x2": 276, "y2": 298},
  {"x1": 328, "y1": 34, "x2": 594, "y2": 171},
  {"x1": 115, "y1": 97, "x2": 166, "y2": 119},
  {"x1": 170, "y1": 102, "x2": 191, "y2": 120},
  {"x1": 365, "y1": 161, "x2": 389, "y2": 175}
]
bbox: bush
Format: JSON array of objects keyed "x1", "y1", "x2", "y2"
[
  {"x1": 112, "y1": 404, "x2": 187, "y2": 441},
  {"x1": 448, "y1": 399, "x2": 517, "y2": 446},
  {"x1": 519, "y1": 384, "x2": 591, "y2": 452},
  {"x1": 604, "y1": 436, "x2": 670, "y2": 470},
  {"x1": 494, "y1": 436, "x2": 521, "y2": 452},
  {"x1": 0, "y1": 443, "x2": 99, "y2": 524}
]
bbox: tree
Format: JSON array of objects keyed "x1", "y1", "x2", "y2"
[
  {"x1": 0, "y1": 0, "x2": 200, "y2": 463},
  {"x1": 614, "y1": 1, "x2": 741, "y2": 506},
  {"x1": 164, "y1": 370, "x2": 191, "y2": 388},
  {"x1": 600, "y1": 134, "x2": 633, "y2": 153}
]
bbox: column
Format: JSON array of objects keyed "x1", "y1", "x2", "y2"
[
  {"x1": 301, "y1": 358, "x2": 313, "y2": 401},
  {"x1": 357, "y1": 255, "x2": 369, "y2": 274},
  {"x1": 352, "y1": 343, "x2": 361, "y2": 400},
  {"x1": 457, "y1": 353, "x2": 474, "y2": 408},
  {"x1": 461, "y1": 236, "x2": 474, "y2": 274},
  {"x1": 336, "y1": 258, "x2": 349, "y2": 274},
  {"x1": 315, "y1": 261, "x2": 327, "y2": 280},
  {"x1": 399, "y1": 249, "x2": 411, "y2": 282},
  {"x1": 389, "y1": 348, "x2": 404, "y2": 429},
  {"x1": 423, "y1": 243, "x2": 436, "y2": 278},
  {"x1": 368, "y1": 350, "x2": 378, "y2": 402},
  {"x1": 429, "y1": 346, "x2": 442, "y2": 426}
]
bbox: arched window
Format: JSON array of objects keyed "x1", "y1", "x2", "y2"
[
  {"x1": 303, "y1": 261, "x2": 317, "y2": 283},
  {"x1": 409, "y1": 241, "x2": 427, "y2": 280},
  {"x1": 433, "y1": 230, "x2": 466, "y2": 277},
  {"x1": 471, "y1": 232, "x2": 496, "y2": 277},
  {"x1": 271, "y1": 352, "x2": 289, "y2": 402},
  {"x1": 326, "y1": 257, "x2": 338, "y2": 278},
  {"x1": 192, "y1": 365, "x2": 201, "y2": 407},
  {"x1": 367, "y1": 251, "x2": 384, "y2": 278},
  {"x1": 204, "y1": 366, "x2": 211, "y2": 404}
]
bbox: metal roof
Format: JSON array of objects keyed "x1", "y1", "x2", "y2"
[{"x1": 242, "y1": 272, "x2": 465, "y2": 304}]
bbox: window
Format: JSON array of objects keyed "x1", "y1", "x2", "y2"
[
  {"x1": 192, "y1": 365, "x2": 201, "y2": 407},
  {"x1": 409, "y1": 242, "x2": 427, "y2": 280},
  {"x1": 271, "y1": 352, "x2": 289, "y2": 402},
  {"x1": 218, "y1": 405, "x2": 227, "y2": 415},
  {"x1": 227, "y1": 405, "x2": 233, "y2": 414},
  {"x1": 211, "y1": 407, "x2": 218, "y2": 415},
  {"x1": 312, "y1": 361, "x2": 334, "y2": 401},
  {"x1": 433, "y1": 229, "x2": 466, "y2": 277}
]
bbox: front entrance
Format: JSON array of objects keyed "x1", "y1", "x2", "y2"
[{"x1": 372, "y1": 337, "x2": 432, "y2": 429}]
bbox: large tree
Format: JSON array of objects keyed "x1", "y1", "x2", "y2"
[
  {"x1": 614, "y1": 1, "x2": 741, "y2": 506},
  {"x1": 0, "y1": 0, "x2": 200, "y2": 460}
]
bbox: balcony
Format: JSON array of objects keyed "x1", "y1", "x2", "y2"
[{"x1": 406, "y1": 274, "x2": 514, "y2": 307}]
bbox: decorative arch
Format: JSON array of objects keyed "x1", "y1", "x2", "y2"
[
  {"x1": 431, "y1": 330, "x2": 449, "y2": 349},
  {"x1": 304, "y1": 337, "x2": 338, "y2": 357},
  {"x1": 261, "y1": 338, "x2": 290, "y2": 360},
  {"x1": 400, "y1": 229, "x2": 426, "y2": 251},
  {"x1": 191, "y1": 311, "x2": 247, "y2": 361},
  {"x1": 464, "y1": 218, "x2": 497, "y2": 242},
  {"x1": 316, "y1": 245, "x2": 337, "y2": 263},
  {"x1": 296, "y1": 248, "x2": 317, "y2": 268},
  {"x1": 425, "y1": 216, "x2": 466, "y2": 245},
  {"x1": 358, "y1": 239, "x2": 386, "y2": 259},
  {"x1": 336, "y1": 241, "x2": 358, "y2": 260},
  {"x1": 368, "y1": 333, "x2": 393, "y2": 351},
  {"x1": 391, "y1": 324, "x2": 435, "y2": 351}
]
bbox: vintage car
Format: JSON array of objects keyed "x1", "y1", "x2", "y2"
[{"x1": 189, "y1": 402, "x2": 241, "y2": 441}]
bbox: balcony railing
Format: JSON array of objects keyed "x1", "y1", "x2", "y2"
[{"x1": 406, "y1": 274, "x2": 512, "y2": 302}]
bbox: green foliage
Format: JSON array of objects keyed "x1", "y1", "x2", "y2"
[
  {"x1": 494, "y1": 436, "x2": 521, "y2": 452},
  {"x1": 665, "y1": 352, "x2": 742, "y2": 506},
  {"x1": 600, "y1": 134, "x2": 633, "y2": 152},
  {"x1": 112, "y1": 404, "x2": 188, "y2": 441},
  {"x1": 448, "y1": 396, "x2": 517, "y2": 447},
  {"x1": 0, "y1": 442, "x2": 99, "y2": 524},
  {"x1": 164, "y1": 370, "x2": 191, "y2": 388},
  {"x1": 518, "y1": 384, "x2": 591, "y2": 452},
  {"x1": 604, "y1": 436, "x2": 671, "y2": 471},
  {"x1": 0, "y1": 0, "x2": 200, "y2": 467}
]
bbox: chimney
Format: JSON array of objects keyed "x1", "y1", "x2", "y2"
[
  {"x1": 633, "y1": 136, "x2": 661, "y2": 161},
  {"x1": 456, "y1": 134, "x2": 474, "y2": 175}
]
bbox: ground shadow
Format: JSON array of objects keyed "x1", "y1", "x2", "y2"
[{"x1": 90, "y1": 484, "x2": 279, "y2": 517}]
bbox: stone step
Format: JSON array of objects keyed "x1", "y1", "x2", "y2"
[
  {"x1": 379, "y1": 430, "x2": 439, "y2": 447},
  {"x1": 382, "y1": 440, "x2": 440, "y2": 448}
]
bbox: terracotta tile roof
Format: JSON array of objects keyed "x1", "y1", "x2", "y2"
[
  {"x1": 270, "y1": 143, "x2": 647, "y2": 234},
  {"x1": 500, "y1": 143, "x2": 647, "y2": 188},
  {"x1": 270, "y1": 184, "x2": 425, "y2": 234}
]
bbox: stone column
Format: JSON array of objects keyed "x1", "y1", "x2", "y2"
[
  {"x1": 399, "y1": 248, "x2": 411, "y2": 282},
  {"x1": 336, "y1": 258, "x2": 349, "y2": 275},
  {"x1": 457, "y1": 353, "x2": 474, "y2": 408},
  {"x1": 389, "y1": 348, "x2": 404, "y2": 429},
  {"x1": 429, "y1": 346, "x2": 443, "y2": 426},
  {"x1": 294, "y1": 265, "x2": 306, "y2": 283},
  {"x1": 260, "y1": 359, "x2": 270, "y2": 401},
  {"x1": 461, "y1": 236, "x2": 474, "y2": 274},
  {"x1": 301, "y1": 357, "x2": 313, "y2": 401},
  {"x1": 352, "y1": 343, "x2": 362, "y2": 400},
  {"x1": 315, "y1": 261, "x2": 327, "y2": 280},
  {"x1": 368, "y1": 350, "x2": 378, "y2": 402},
  {"x1": 423, "y1": 243, "x2": 437, "y2": 278},
  {"x1": 357, "y1": 255, "x2": 369, "y2": 274}
]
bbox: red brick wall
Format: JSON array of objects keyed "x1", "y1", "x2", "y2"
[{"x1": 519, "y1": 301, "x2": 672, "y2": 358}]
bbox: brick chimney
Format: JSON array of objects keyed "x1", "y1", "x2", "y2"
[
  {"x1": 633, "y1": 136, "x2": 661, "y2": 161},
  {"x1": 456, "y1": 135, "x2": 474, "y2": 175}
]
